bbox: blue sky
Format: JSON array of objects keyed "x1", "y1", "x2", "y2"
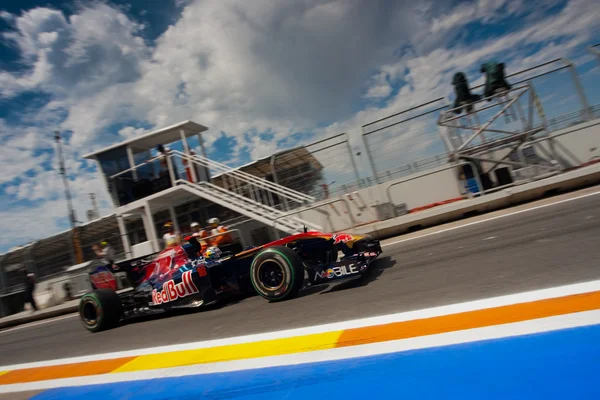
[{"x1": 0, "y1": 0, "x2": 599, "y2": 252}]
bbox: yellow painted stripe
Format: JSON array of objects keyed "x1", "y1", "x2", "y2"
[
  {"x1": 113, "y1": 330, "x2": 343, "y2": 373},
  {"x1": 2, "y1": 290, "x2": 600, "y2": 384},
  {"x1": 114, "y1": 290, "x2": 600, "y2": 373}
]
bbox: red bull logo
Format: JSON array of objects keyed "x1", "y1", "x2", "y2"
[
  {"x1": 333, "y1": 233, "x2": 354, "y2": 244},
  {"x1": 152, "y1": 270, "x2": 199, "y2": 305}
]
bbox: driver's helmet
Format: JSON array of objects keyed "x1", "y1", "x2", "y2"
[{"x1": 204, "y1": 246, "x2": 222, "y2": 260}]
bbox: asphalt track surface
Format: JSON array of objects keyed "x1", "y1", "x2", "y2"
[{"x1": 1, "y1": 191, "x2": 599, "y2": 366}]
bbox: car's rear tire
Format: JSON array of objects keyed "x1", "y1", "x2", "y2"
[
  {"x1": 79, "y1": 289, "x2": 123, "y2": 333},
  {"x1": 250, "y1": 246, "x2": 304, "y2": 301}
]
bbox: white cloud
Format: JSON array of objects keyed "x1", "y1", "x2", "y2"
[
  {"x1": 118, "y1": 126, "x2": 147, "y2": 140},
  {"x1": 0, "y1": 0, "x2": 598, "y2": 251},
  {"x1": 0, "y1": 163, "x2": 114, "y2": 249},
  {"x1": 0, "y1": 4, "x2": 149, "y2": 147}
]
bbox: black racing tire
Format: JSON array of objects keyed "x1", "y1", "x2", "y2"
[
  {"x1": 79, "y1": 289, "x2": 123, "y2": 333},
  {"x1": 250, "y1": 246, "x2": 304, "y2": 302}
]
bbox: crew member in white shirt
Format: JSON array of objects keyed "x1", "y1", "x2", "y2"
[{"x1": 162, "y1": 221, "x2": 181, "y2": 249}]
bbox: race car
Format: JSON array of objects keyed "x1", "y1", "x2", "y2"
[{"x1": 79, "y1": 230, "x2": 382, "y2": 332}]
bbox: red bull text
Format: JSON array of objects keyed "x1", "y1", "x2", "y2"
[{"x1": 152, "y1": 270, "x2": 199, "y2": 305}]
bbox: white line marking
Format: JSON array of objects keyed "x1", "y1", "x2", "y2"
[
  {"x1": 2, "y1": 278, "x2": 600, "y2": 372},
  {"x1": 0, "y1": 314, "x2": 78, "y2": 335},
  {"x1": 381, "y1": 190, "x2": 600, "y2": 248},
  {"x1": 2, "y1": 310, "x2": 598, "y2": 394},
  {"x1": 483, "y1": 236, "x2": 497, "y2": 241}
]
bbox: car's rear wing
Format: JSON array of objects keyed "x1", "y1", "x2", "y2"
[{"x1": 115, "y1": 252, "x2": 160, "y2": 287}]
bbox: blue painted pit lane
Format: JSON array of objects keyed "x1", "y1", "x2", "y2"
[{"x1": 32, "y1": 323, "x2": 600, "y2": 400}]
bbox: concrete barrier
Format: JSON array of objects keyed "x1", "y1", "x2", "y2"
[
  {"x1": 0, "y1": 301, "x2": 79, "y2": 330},
  {"x1": 354, "y1": 162, "x2": 600, "y2": 239}
]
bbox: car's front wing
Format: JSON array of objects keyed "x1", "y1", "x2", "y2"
[{"x1": 307, "y1": 247, "x2": 382, "y2": 285}]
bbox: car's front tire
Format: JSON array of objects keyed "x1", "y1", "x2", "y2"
[
  {"x1": 79, "y1": 289, "x2": 123, "y2": 333},
  {"x1": 250, "y1": 246, "x2": 304, "y2": 301}
]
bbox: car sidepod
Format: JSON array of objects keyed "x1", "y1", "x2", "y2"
[{"x1": 146, "y1": 259, "x2": 216, "y2": 309}]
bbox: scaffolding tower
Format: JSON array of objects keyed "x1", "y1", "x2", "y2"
[{"x1": 438, "y1": 83, "x2": 563, "y2": 190}]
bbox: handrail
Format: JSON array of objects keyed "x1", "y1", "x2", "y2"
[
  {"x1": 109, "y1": 155, "x2": 163, "y2": 179},
  {"x1": 175, "y1": 178, "x2": 293, "y2": 219},
  {"x1": 172, "y1": 150, "x2": 315, "y2": 203},
  {"x1": 176, "y1": 152, "x2": 314, "y2": 206},
  {"x1": 362, "y1": 97, "x2": 446, "y2": 129},
  {"x1": 272, "y1": 197, "x2": 353, "y2": 231},
  {"x1": 175, "y1": 179, "x2": 317, "y2": 231}
]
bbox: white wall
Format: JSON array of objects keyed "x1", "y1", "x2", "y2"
[{"x1": 537, "y1": 120, "x2": 600, "y2": 168}]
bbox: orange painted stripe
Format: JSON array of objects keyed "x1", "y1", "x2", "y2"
[
  {"x1": 0, "y1": 291, "x2": 598, "y2": 385},
  {"x1": 336, "y1": 291, "x2": 600, "y2": 347},
  {"x1": 0, "y1": 357, "x2": 136, "y2": 385}
]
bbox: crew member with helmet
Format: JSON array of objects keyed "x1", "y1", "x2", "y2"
[
  {"x1": 162, "y1": 221, "x2": 181, "y2": 249},
  {"x1": 207, "y1": 217, "x2": 232, "y2": 247},
  {"x1": 189, "y1": 221, "x2": 209, "y2": 255}
]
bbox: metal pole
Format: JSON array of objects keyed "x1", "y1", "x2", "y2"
[
  {"x1": 197, "y1": 132, "x2": 210, "y2": 182},
  {"x1": 561, "y1": 58, "x2": 591, "y2": 121},
  {"x1": 126, "y1": 146, "x2": 138, "y2": 181},
  {"x1": 54, "y1": 131, "x2": 77, "y2": 229},
  {"x1": 143, "y1": 205, "x2": 159, "y2": 253},
  {"x1": 456, "y1": 93, "x2": 522, "y2": 152},
  {"x1": 360, "y1": 126, "x2": 380, "y2": 184},
  {"x1": 344, "y1": 133, "x2": 361, "y2": 188},
  {"x1": 168, "y1": 205, "x2": 179, "y2": 234},
  {"x1": 116, "y1": 214, "x2": 132, "y2": 259},
  {"x1": 181, "y1": 129, "x2": 197, "y2": 183},
  {"x1": 166, "y1": 154, "x2": 176, "y2": 187},
  {"x1": 55, "y1": 131, "x2": 83, "y2": 264}
]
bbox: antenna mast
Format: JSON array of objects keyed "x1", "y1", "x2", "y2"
[{"x1": 54, "y1": 131, "x2": 77, "y2": 229}]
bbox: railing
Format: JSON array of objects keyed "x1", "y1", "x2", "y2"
[
  {"x1": 272, "y1": 197, "x2": 356, "y2": 235},
  {"x1": 174, "y1": 150, "x2": 314, "y2": 205},
  {"x1": 174, "y1": 177, "x2": 320, "y2": 233}
]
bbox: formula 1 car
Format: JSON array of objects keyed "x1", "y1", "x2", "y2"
[{"x1": 79, "y1": 230, "x2": 382, "y2": 332}]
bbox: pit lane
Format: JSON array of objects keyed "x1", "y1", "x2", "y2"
[{"x1": 1, "y1": 189, "x2": 599, "y2": 366}]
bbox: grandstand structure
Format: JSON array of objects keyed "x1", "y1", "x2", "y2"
[{"x1": 0, "y1": 123, "x2": 327, "y2": 301}]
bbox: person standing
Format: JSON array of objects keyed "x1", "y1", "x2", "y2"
[
  {"x1": 100, "y1": 241, "x2": 118, "y2": 271},
  {"x1": 162, "y1": 221, "x2": 181, "y2": 249},
  {"x1": 23, "y1": 269, "x2": 37, "y2": 312}
]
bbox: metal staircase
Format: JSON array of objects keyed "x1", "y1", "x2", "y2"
[{"x1": 168, "y1": 150, "x2": 321, "y2": 233}]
